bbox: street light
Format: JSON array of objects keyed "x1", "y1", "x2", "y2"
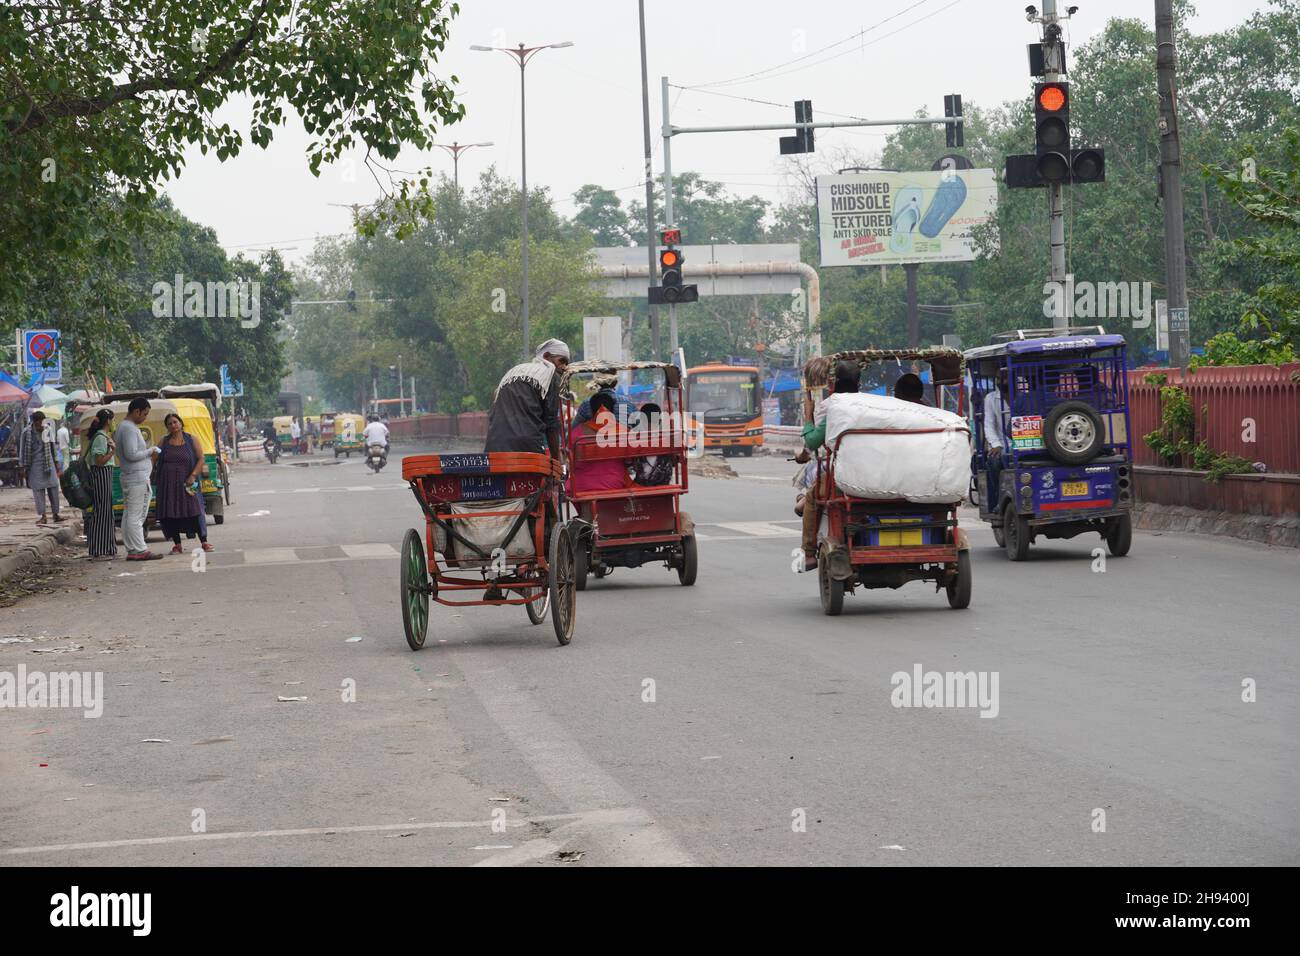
[
  {"x1": 471, "y1": 40, "x2": 574, "y2": 359},
  {"x1": 432, "y1": 141, "x2": 494, "y2": 190}
]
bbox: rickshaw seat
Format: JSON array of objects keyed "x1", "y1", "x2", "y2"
[{"x1": 402, "y1": 452, "x2": 562, "y2": 481}]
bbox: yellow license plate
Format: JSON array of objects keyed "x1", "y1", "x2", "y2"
[{"x1": 1061, "y1": 481, "x2": 1089, "y2": 497}]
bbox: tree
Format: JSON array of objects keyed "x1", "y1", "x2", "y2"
[
  {"x1": 572, "y1": 185, "x2": 631, "y2": 246},
  {"x1": 1, "y1": 0, "x2": 466, "y2": 357}
]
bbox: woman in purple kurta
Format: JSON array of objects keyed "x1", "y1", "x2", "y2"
[{"x1": 155, "y1": 413, "x2": 212, "y2": 553}]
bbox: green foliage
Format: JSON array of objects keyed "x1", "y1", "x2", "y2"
[
  {"x1": 1143, "y1": 384, "x2": 1254, "y2": 481},
  {"x1": 1189, "y1": 320, "x2": 1298, "y2": 370}
]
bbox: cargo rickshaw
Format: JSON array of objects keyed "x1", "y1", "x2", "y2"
[
  {"x1": 802, "y1": 348, "x2": 972, "y2": 616},
  {"x1": 561, "y1": 361, "x2": 697, "y2": 589},
  {"x1": 332, "y1": 412, "x2": 364, "y2": 457},
  {"x1": 964, "y1": 327, "x2": 1134, "y2": 561},
  {"x1": 399, "y1": 451, "x2": 578, "y2": 648}
]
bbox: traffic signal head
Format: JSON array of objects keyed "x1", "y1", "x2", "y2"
[
  {"x1": 1034, "y1": 81, "x2": 1070, "y2": 183},
  {"x1": 779, "y1": 100, "x2": 814, "y2": 154},
  {"x1": 660, "y1": 248, "x2": 683, "y2": 286},
  {"x1": 651, "y1": 246, "x2": 698, "y2": 304},
  {"x1": 1071, "y1": 147, "x2": 1105, "y2": 183}
]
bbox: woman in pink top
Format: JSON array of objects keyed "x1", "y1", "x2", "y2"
[{"x1": 567, "y1": 392, "x2": 630, "y2": 496}]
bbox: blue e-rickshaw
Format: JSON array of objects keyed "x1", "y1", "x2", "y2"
[{"x1": 964, "y1": 328, "x2": 1134, "y2": 561}]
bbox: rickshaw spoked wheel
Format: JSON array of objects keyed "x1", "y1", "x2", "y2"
[
  {"x1": 818, "y1": 552, "x2": 844, "y2": 616},
  {"x1": 400, "y1": 529, "x2": 430, "y2": 650},
  {"x1": 548, "y1": 523, "x2": 577, "y2": 645},
  {"x1": 523, "y1": 581, "x2": 550, "y2": 624},
  {"x1": 946, "y1": 550, "x2": 972, "y2": 609}
]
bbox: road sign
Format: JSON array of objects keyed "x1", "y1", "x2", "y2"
[
  {"x1": 220, "y1": 364, "x2": 244, "y2": 398},
  {"x1": 582, "y1": 317, "x2": 623, "y2": 364},
  {"x1": 1155, "y1": 300, "x2": 1168, "y2": 351},
  {"x1": 22, "y1": 328, "x2": 61, "y2": 383}
]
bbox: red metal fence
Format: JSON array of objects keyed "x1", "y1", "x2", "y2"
[
  {"x1": 1129, "y1": 363, "x2": 1300, "y2": 474},
  {"x1": 385, "y1": 411, "x2": 487, "y2": 441}
]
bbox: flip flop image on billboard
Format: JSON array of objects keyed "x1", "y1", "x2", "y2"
[
  {"x1": 888, "y1": 188, "x2": 924, "y2": 254},
  {"x1": 919, "y1": 174, "x2": 968, "y2": 238}
]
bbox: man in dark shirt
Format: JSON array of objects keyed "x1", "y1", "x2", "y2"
[{"x1": 484, "y1": 339, "x2": 571, "y2": 456}]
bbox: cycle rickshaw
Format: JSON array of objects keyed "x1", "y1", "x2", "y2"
[
  {"x1": 399, "y1": 451, "x2": 577, "y2": 648},
  {"x1": 560, "y1": 361, "x2": 698, "y2": 589},
  {"x1": 802, "y1": 348, "x2": 973, "y2": 615}
]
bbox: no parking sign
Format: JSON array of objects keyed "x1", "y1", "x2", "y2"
[{"x1": 22, "y1": 328, "x2": 62, "y2": 383}]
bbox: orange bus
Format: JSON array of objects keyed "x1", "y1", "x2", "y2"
[{"x1": 685, "y1": 364, "x2": 764, "y2": 457}]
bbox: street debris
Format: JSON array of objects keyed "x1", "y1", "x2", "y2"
[
  {"x1": 141, "y1": 738, "x2": 171, "y2": 744},
  {"x1": 556, "y1": 850, "x2": 585, "y2": 863},
  {"x1": 345, "y1": 636, "x2": 363, "y2": 643},
  {"x1": 277, "y1": 695, "x2": 308, "y2": 702}
]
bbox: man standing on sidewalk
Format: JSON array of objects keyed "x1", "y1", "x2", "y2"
[
  {"x1": 18, "y1": 411, "x2": 63, "y2": 525},
  {"x1": 116, "y1": 398, "x2": 161, "y2": 561}
]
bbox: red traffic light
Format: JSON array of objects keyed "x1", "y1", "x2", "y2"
[
  {"x1": 660, "y1": 249, "x2": 680, "y2": 268},
  {"x1": 1037, "y1": 83, "x2": 1067, "y2": 112},
  {"x1": 660, "y1": 228, "x2": 681, "y2": 245}
]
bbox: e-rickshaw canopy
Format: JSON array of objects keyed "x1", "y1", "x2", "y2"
[
  {"x1": 803, "y1": 348, "x2": 966, "y2": 388},
  {"x1": 560, "y1": 360, "x2": 683, "y2": 390}
]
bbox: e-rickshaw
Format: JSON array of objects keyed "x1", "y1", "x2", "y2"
[
  {"x1": 964, "y1": 327, "x2": 1134, "y2": 561},
  {"x1": 561, "y1": 361, "x2": 697, "y2": 589},
  {"x1": 160, "y1": 384, "x2": 231, "y2": 523},
  {"x1": 803, "y1": 348, "x2": 972, "y2": 616},
  {"x1": 78, "y1": 398, "x2": 229, "y2": 531},
  {"x1": 332, "y1": 413, "x2": 364, "y2": 457},
  {"x1": 399, "y1": 451, "x2": 578, "y2": 648}
]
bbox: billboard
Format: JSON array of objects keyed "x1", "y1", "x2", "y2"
[{"x1": 815, "y1": 169, "x2": 997, "y2": 267}]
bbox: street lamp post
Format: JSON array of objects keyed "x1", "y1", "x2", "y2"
[
  {"x1": 432, "y1": 141, "x2": 494, "y2": 190},
  {"x1": 471, "y1": 40, "x2": 573, "y2": 360}
]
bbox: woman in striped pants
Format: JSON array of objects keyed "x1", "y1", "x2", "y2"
[{"x1": 84, "y1": 409, "x2": 118, "y2": 561}]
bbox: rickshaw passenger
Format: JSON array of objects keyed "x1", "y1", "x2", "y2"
[
  {"x1": 573, "y1": 373, "x2": 637, "y2": 428},
  {"x1": 568, "y1": 393, "x2": 630, "y2": 494},
  {"x1": 484, "y1": 339, "x2": 570, "y2": 456},
  {"x1": 631, "y1": 402, "x2": 674, "y2": 486},
  {"x1": 797, "y1": 360, "x2": 862, "y2": 570},
  {"x1": 983, "y1": 368, "x2": 1010, "y2": 513},
  {"x1": 893, "y1": 372, "x2": 927, "y2": 405}
]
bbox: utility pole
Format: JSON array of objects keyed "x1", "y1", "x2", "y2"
[
  {"x1": 1042, "y1": 0, "x2": 1069, "y2": 330},
  {"x1": 661, "y1": 75, "x2": 679, "y2": 355},
  {"x1": 904, "y1": 263, "x2": 920, "y2": 347},
  {"x1": 638, "y1": 1, "x2": 661, "y2": 358},
  {"x1": 1155, "y1": 0, "x2": 1190, "y2": 369},
  {"x1": 397, "y1": 353, "x2": 404, "y2": 416}
]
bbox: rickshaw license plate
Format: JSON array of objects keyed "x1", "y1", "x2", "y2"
[{"x1": 1061, "y1": 481, "x2": 1089, "y2": 497}]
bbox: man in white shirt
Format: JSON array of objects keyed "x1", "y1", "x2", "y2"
[
  {"x1": 362, "y1": 416, "x2": 389, "y2": 452},
  {"x1": 56, "y1": 420, "x2": 70, "y2": 469},
  {"x1": 982, "y1": 369, "x2": 1010, "y2": 515},
  {"x1": 290, "y1": 417, "x2": 302, "y2": 454}
]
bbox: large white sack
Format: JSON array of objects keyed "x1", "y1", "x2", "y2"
[
  {"x1": 823, "y1": 392, "x2": 971, "y2": 503},
  {"x1": 434, "y1": 497, "x2": 536, "y2": 560}
]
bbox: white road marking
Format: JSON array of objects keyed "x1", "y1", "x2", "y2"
[
  {"x1": 341, "y1": 543, "x2": 398, "y2": 558},
  {"x1": 246, "y1": 490, "x2": 275, "y2": 496},
  {"x1": 291, "y1": 487, "x2": 321, "y2": 493},
  {"x1": 453, "y1": 652, "x2": 694, "y2": 866},
  {"x1": 243, "y1": 547, "x2": 299, "y2": 564},
  {"x1": 715, "y1": 521, "x2": 800, "y2": 537},
  {"x1": 344, "y1": 485, "x2": 376, "y2": 491}
]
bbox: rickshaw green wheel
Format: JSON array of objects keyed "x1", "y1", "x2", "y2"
[
  {"x1": 400, "y1": 529, "x2": 430, "y2": 650},
  {"x1": 524, "y1": 585, "x2": 550, "y2": 625},
  {"x1": 946, "y1": 550, "x2": 972, "y2": 609},
  {"x1": 818, "y1": 553, "x2": 844, "y2": 616},
  {"x1": 548, "y1": 523, "x2": 576, "y2": 646},
  {"x1": 1106, "y1": 514, "x2": 1132, "y2": 557},
  {"x1": 677, "y1": 534, "x2": 698, "y2": 586},
  {"x1": 1003, "y1": 502, "x2": 1030, "y2": 562}
]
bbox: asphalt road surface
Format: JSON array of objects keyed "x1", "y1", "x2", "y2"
[{"x1": 3, "y1": 441, "x2": 1297, "y2": 866}]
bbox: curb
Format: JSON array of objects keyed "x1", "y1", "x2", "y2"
[{"x1": 0, "y1": 525, "x2": 79, "y2": 584}]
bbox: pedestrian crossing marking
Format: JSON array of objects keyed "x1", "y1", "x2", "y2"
[
  {"x1": 714, "y1": 521, "x2": 800, "y2": 537},
  {"x1": 341, "y1": 543, "x2": 399, "y2": 558}
]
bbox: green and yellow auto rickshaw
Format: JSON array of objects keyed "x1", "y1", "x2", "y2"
[{"x1": 332, "y1": 412, "x2": 365, "y2": 457}]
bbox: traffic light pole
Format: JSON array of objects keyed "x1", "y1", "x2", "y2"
[
  {"x1": 659, "y1": 75, "x2": 963, "y2": 358},
  {"x1": 638, "y1": 1, "x2": 661, "y2": 358},
  {"x1": 1156, "y1": 0, "x2": 1191, "y2": 369},
  {"x1": 1043, "y1": 0, "x2": 1069, "y2": 330}
]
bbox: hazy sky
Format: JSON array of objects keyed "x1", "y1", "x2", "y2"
[{"x1": 163, "y1": 0, "x2": 1270, "y2": 267}]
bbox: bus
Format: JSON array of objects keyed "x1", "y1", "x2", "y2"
[{"x1": 685, "y1": 364, "x2": 764, "y2": 456}]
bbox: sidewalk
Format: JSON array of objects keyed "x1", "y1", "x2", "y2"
[{"x1": 0, "y1": 486, "x2": 81, "y2": 584}]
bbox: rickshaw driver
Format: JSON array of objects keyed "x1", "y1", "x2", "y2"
[
  {"x1": 983, "y1": 368, "x2": 1010, "y2": 515},
  {"x1": 794, "y1": 360, "x2": 862, "y2": 572},
  {"x1": 484, "y1": 338, "x2": 571, "y2": 456}
]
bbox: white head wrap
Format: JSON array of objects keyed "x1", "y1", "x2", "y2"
[{"x1": 535, "y1": 338, "x2": 570, "y2": 361}]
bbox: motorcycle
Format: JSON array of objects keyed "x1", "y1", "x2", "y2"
[
  {"x1": 263, "y1": 440, "x2": 279, "y2": 464},
  {"x1": 366, "y1": 443, "x2": 388, "y2": 473}
]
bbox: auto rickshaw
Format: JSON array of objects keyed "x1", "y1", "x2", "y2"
[
  {"x1": 77, "y1": 398, "x2": 229, "y2": 531},
  {"x1": 332, "y1": 413, "x2": 365, "y2": 457},
  {"x1": 964, "y1": 327, "x2": 1134, "y2": 560},
  {"x1": 802, "y1": 348, "x2": 973, "y2": 615},
  {"x1": 272, "y1": 415, "x2": 295, "y2": 452},
  {"x1": 560, "y1": 360, "x2": 697, "y2": 588}
]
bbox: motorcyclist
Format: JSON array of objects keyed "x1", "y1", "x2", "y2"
[
  {"x1": 261, "y1": 421, "x2": 278, "y2": 460},
  {"x1": 362, "y1": 415, "x2": 390, "y2": 462}
]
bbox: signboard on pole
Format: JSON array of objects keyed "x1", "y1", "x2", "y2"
[
  {"x1": 814, "y1": 169, "x2": 997, "y2": 267},
  {"x1": 219, "y1": 364, "x2": 243, "y2": 398},
  {"x1": 582, "y1": 317, "x2": 624, "y2": 363},
  {"x1": 1155, "y1": 300, "x2": 1168, "y2": 352},
  {"x1": 21, "y1": 328, "x2": 62, "y2": 384}
]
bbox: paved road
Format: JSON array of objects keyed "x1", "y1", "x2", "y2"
[{"x1": 2, "y1": 442, "x2": 1297, "y2": 866}]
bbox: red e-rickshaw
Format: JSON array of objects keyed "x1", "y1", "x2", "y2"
[
  {"x1": 803, "y1": 348, "x2": 973, "y2": 615},
  {"x1": 399, "y1": 451, "x2": 578, "y2": 647},
  {"x1": 560, "y1": 361, "x2": 698, "y2": 589}
]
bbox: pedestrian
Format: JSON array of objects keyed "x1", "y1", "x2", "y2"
[
  {"x1": 56, "y1": 418, "x2": 71, "y2": 470},
  {"x1": 116, "y1": 397, "x2": 162, "y2": 561},
  {"x1": 155, "y1": 412, "x2": 212, "y2": 554},
  {"x1": 291, "y1": 417, "x2": 302, "y2": 454},
  {"x1": 18, "y1": 411, "x2": 63, "y2": 525},
  {"x1": 84, "y1": 408, "x2": 117, "y2": 561}
]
